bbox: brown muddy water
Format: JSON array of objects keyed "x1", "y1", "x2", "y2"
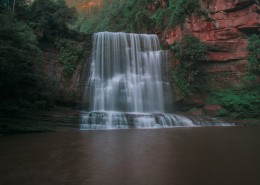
[{"x1": 0, "y1": 127, "x2": 260, "y2": 185}]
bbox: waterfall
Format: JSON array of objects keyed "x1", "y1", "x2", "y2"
[{"x1": 81, "y1": 32, "x2": 231, "y2": 129}]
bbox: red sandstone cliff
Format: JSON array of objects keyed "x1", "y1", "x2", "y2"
[
  {"x1": 165, "y1": 0, "x2": 259, "y2": 88},
  {"x1": 162, "y1": 0, "x2": 259, "y2": 112}
]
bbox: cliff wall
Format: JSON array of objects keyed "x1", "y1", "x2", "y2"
[
  {"x1": 42, "y1": 0, "x2": 259, "y2": 113},
  {"x1": 165, "y1": 0, "x2": 259, "y2": 87},
  {"x1": 163, "y1": 0, "x2": 259, "y2": 111},
  {"x1": 42, "y1": 49, "x2": 89, "y2": 109}
]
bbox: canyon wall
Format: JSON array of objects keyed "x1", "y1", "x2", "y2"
[
  {"x1": 163, "y1": 0, "x2": 259, "y2": 111},
  {"x1": 42, "y1": 49, "x2": 89, "y2": 108},
  {"x1": 43, "y1": 0, "x2": 259, "y2": 112}
]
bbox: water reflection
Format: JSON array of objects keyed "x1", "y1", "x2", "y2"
[{"x1": 0, "y1": 127, "x2": 260, "y2": 185}]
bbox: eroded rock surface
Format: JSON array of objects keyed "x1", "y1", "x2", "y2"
[{"x1": 165, "y1": 0, "x2": 259, "y2": 87}]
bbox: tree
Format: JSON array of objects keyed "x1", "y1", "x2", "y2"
[
  {"x1": 30, "y1": 0, "x2": 76, "y2": 43},
  {"x1": 0, "y1": 12, "x2": 54, "y2": 113}
]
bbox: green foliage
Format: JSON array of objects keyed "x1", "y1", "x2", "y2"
[
  {"x1": 76, "y1": 0, "x2": 209, "y2": 33},
  {"x1": 29, "y1": 0, "x2": 76, "y2": 43},
  {"x1": 171, "y1": 35, "x2": 209, "y2": 62},
  {"x1": 172, "y1": 66, "x2": 193, "y2": 96},
  {"x1": 55, "y1": 39, "x2": 87, "y2": 78},
  {"x1": 247, "y1": 34, "x2": 260, "y2": 77},
  {"x1": 207, "y1": 88, "x2": 260, "y2": 115},
  {"x1": 0, "y1": 0, "x2": 12, "y2": 10},
  {"x1": 0, "y1": 1, "x2": 88, "y2": 116},
  {"x1": 151, "y1": 8, "x2": 166, "y2": 29},
  {"x1": 78, "y1": 0, "x2": 152, "y2": 33},
  {"x1": 170, "y1": 35, "x2": 209, "y2": 97},
  {"x1": 78, "y1": 9, "x2": 110, "y2": 33},
  {"x1": 205, "y1": 34, "x2": 260, "y2": 118},
  {"x1": 166, "y1": 0, "x2": 208, "y2": 28},
  {"x1": 0, "y1": 12, "x2": 56, "y2": 114}
]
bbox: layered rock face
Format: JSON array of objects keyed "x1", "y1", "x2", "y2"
[
  {"x1": 42, "y1": 50, "x2": 88, "y2": 108},
  {"x1": 165, "y1": 0, "x2": 259, "y2": 88}
]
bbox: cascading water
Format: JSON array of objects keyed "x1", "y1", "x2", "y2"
[{"x1": 81, "y1": 32, "x2": 231, "y2": 129}]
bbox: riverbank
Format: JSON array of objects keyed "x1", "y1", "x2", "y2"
[
  {"x1": 220, "y1": 117, "x2": 260, "y2": 126},
  {"x1": 0, "y1": 107, "x2": 81, "y2": 134},
  {"x1": 1, "y1": 109, "x2": 259, "y2": 134}
]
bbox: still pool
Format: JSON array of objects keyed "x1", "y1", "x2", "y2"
[{"x1": 0, "y1": 127, "x2": 260, "y2": 185}]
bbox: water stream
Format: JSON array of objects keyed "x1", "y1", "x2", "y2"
[{"x1": 81, "y1": 32, "x2": 231, "y2": 129}]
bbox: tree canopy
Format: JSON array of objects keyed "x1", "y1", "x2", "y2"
[{"x1": 0, "y1": 0, "x2": 77, "y2": 114}]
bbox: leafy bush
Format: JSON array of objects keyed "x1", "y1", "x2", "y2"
[
  {"x1": 0, "y1": 12, "x2": 56, "y2": 113},
  {"x1": 151, "y1": 7, "x2": 166, "y2": 29},
  {"x1": 76, "y1": 0, "x2": 209, "y2": 33},
  {"x1": 170, "y1": 35, "x2": 209, "y2": 97},
  {"x1": 165, "y1": 0, "x2": 210, "y2": 28},
  {"x1": 205, "y1": 34, "x2": 260, "y2": 118},
  {"x1": 78, "y1": 0, "x2": 152, "y2": 33},
  {"x1": 207, "y1": 88, "x2": 260, "y2": 114},
  {"x1": 172, "y1": 66, "x2": 193, "y2": 96},
  {"x1": 247, "y1": 34, "x2": 260, "y2": 77},
  {"x1": 29, "y1": 0, "x2": 76, "y2": 43},
  {"x1": 0, "y1": 1, "x2": 87, "y2": 115}
]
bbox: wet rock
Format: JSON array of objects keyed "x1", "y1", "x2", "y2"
[
  {"x1": 203, "y1": 105, "x2": 223, "y2": 116},
  {"x1": 190, "y1": 109, "x2": 204, "y2": 116},
  {"x1": 175, "y1": 96, "x2": 206, "y2": 112}
]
